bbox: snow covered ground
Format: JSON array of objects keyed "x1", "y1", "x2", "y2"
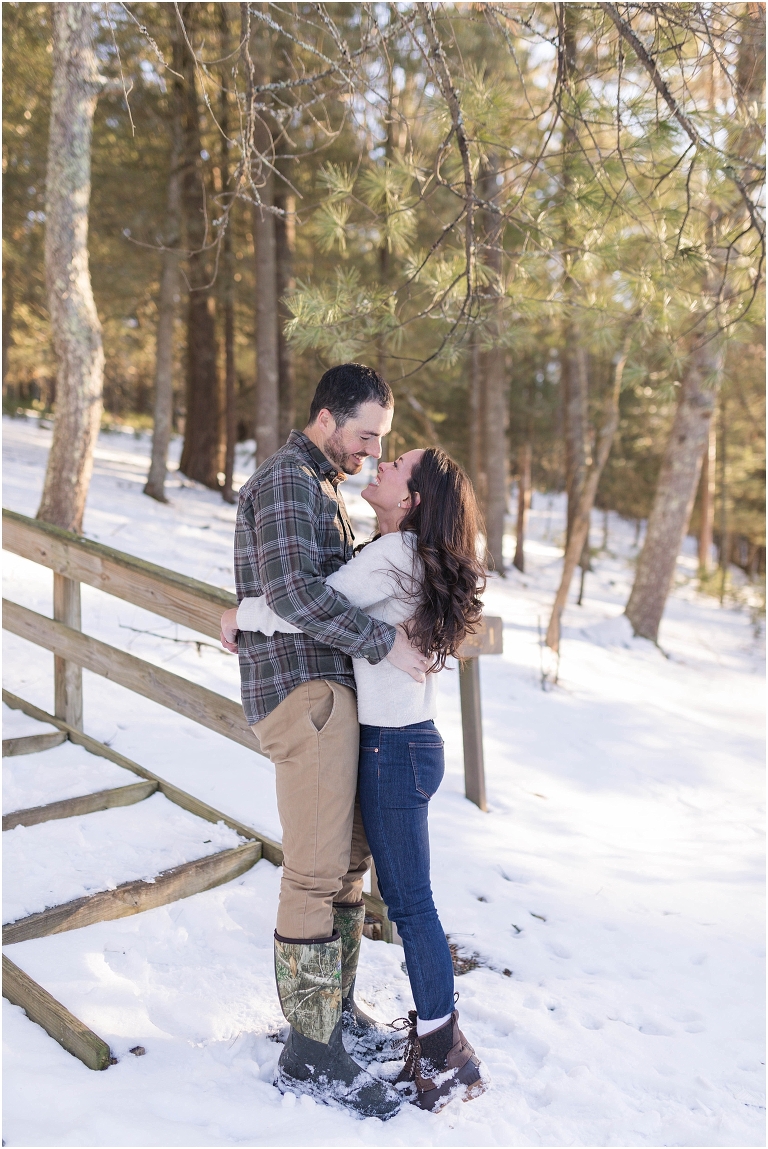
[
  {"x1": 2, "y1": 415, "x2": 765, "y2": 1147},
  {"x1": 3, "y1": 784, "x2": 246, "y2": 924},
  {"x1": 3, "y1": 728, "x2": 135, "y2": 813}
]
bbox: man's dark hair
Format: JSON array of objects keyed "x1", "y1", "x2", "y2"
[{"x1": 307, "y1": 363, "x2": 393, "y2": 427}]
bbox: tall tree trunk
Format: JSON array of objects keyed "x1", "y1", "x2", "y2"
[
  {"x1": 697, "y1": 417, "x2": 716, "y2": 573},
  {"x1": 563, "y1": 340, "x2": 589, "y2": 542},
  {"x1": 377, "y1": 250, "x2": 389, "y2": 379},
  {"x1": 221, "y1": 261, "x2": 237, "y2": 501},
  {"x1": 467, "y1": 334, "x2": 481, "y2": 488},
  {"x1": 466, "y1": 326, "x2": 488, "y2": 543},
  {"x1": 480, "y1": 157, "x2": 508, "y2": 574},
  {"x1": 253, "y1": 182, "x2": 279, "y2": 464},
  {"x1": 484, "y1": 314, "x2": 508, "y2": 573},
  {"x1": 559, "y1": 4, "x2": 590, "y2": 549},
  {"x1": 246, "y1": 11, "x2": 279, "y2": 466},
  {"x1": 625, "y1": 335, "x2": 719, "y2": 639},
  {"x1": 625, "y1": 6, "x2": 763, "y2": 641},
  {"x1": 547, "y1": 337, "x2": 630, "y2": 652},
  {"x1": 275, "y1": 191, "x2": 296, "y2": 443},
  {"x1": 37, "y1": 3, "x2": 104, "y2": 533},
  {"x1": 513, "y1": 438, "x2": 532, "y2": 573},
  {"x1": 145, "y1": 15, "x2": 183, "y2": 504},
  {"x1": 219, "y1": 3, "x2": 238, "y2": 504},
  {"x1": 718, "y1": 397, "x2": 729, "y2": 603},
  {"x1": 2, "y1": 264, "x2": 15, "y2": 388},
  {"x1": 177, "y1": 2, "x2": 223, "y2": 488},
  {"x1": 735, "y1": 4, "x2": 766, "y2": 162},
  {"x1": 376, "y1": 66, "x2": 395, "y2": 379}
]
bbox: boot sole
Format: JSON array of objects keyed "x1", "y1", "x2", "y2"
[{"x1": 275, "y1": 1068, "x2": 401, "y2": 1121}]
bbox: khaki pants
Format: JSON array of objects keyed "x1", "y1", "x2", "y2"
[{"x1": 251, "y1": 679, "x2": 371, "y2": 940}]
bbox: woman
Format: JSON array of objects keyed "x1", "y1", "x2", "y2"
[{"x1": 236, "y1": 447, "x2": 487, "y2": 1112}]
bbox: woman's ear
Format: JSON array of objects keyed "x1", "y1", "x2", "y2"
[{"x1": 412, "y1": 491, "x2": 421, "y2": 507}]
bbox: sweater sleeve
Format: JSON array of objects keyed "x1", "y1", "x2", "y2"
[{"x1": 236, "y1": 595, "x2": 300, "y2": 635}]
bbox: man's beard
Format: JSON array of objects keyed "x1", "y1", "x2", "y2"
[{"x1": 324, "y1": 428, "x2": 363, "y2": 474}]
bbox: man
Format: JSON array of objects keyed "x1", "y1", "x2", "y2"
[{"x1": 220, "y1": 364, "x2": 428, "y2": 1119}]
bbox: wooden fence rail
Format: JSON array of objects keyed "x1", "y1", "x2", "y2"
[
  {"x1": 3, "y1": 508, "x2": 231, "y2": 639},
  {"x1": 3, "y1": 598, "x2": 255, "y2": 750},
  {"x1": 2, "y1": 779, "x2": 158, "y2": 831},
  {"x1": 3, "y1": 842, "x2": 264, "y2": 946}
]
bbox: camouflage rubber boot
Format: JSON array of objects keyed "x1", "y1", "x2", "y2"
[
  {"x1": 334, "y1": 901, "x2": 403, "y2": 1063},
  {"x1": 273, "y1": 932, "x2": 401, "y2": 1120}
]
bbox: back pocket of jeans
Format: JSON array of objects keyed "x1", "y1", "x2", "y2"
[{"x1": 408, "y1": 742, "x2": 445, "y2": 799}]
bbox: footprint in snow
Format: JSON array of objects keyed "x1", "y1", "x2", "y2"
[
  {"x1": 547, "y1": 942, "x2": 572, "y2": 959},
  {"x1": 634, "y1": 1018, "x2": 675, "y2": 1036},
  {"x1": 579, "y1": 1015, "x2": 604, "y2": 1031}
]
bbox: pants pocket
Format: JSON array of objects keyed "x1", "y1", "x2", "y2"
[
  {"x1": 409, "y1": 741, "x2": 445, "y2": 799},
  {"x1": 309, "y1": 680, "x2": 335, "y2": 733}
]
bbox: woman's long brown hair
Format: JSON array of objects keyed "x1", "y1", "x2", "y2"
[{"x1": 398, "y1": 448, "x2": 486, "y2": 670}]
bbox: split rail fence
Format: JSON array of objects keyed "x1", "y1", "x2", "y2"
[{"x1": 2, "y1": 507, "x2": 502, "y2": 1071}]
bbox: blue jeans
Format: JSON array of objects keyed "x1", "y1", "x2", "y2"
[{"x1": 358, "y1": 720, "x2": 455, "y2": 1021}]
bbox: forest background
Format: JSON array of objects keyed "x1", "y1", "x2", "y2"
[{"x1": 2, "y1": 1, "x2": 765, "y2": 644}]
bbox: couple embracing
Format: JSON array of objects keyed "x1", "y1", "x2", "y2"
[{"x1": 220, "y1": 363, "x2": 488, "y2": 1119}]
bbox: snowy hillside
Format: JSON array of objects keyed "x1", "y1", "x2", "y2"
[{"x1": 2, "y1": 416, "x2": 765, "y2": 1147}]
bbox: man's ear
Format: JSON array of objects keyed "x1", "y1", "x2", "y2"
[
  {"x1": 317, "y1": 408, "x2": 337, "y2": 434},
  {"x1": 307, "y1": 408, "x2": 336, "y2": 436}
]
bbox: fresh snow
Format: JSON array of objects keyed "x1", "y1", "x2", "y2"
[
  {"x1": 3, "y1": 792, "x2": 245, "y2": 924},
  {"x1": 2, "y1": 719, "x2": 138, "y2": 813},
  {"x1": 2, "y1": 703, "x2": 59, "y2": 740},
  {"x1": 2, "y1": 416, "x2": 765, "y2": 1147}
]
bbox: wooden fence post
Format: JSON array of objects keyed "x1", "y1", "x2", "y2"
[
  {"x1": 456, "y1": 616, "x2": 503, "y2": 813},
  {"x1": 53, "y1": 573, "x2": 82, "y2": 729},
  {"x1": 369, "y1": 862, "x2": 402, "y2": 945},
  {"x1": 459, "y1": 657, "x2": 487, "y2": 811},
  {"x1": 365, "y1": 619, "x2": 503, "y2": 934}
]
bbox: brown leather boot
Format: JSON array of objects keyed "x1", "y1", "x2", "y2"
[{"x1": 396, "y1": 1009, "x2": 486, "y2": 1112}]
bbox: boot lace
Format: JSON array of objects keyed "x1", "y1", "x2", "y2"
[{"x1": 389, "y1": 1010, "x2": 418, "y2": 1080}]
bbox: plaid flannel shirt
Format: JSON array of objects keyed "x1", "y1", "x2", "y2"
[{"x1": 234, "y1": 430, "x2": 396, "y2": 724}]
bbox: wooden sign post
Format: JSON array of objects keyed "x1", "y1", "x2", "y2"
[{"x1": 456, "y1": 616, "x2": 503, "y2": 812}]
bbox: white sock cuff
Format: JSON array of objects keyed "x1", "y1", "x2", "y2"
[{"x1": 416, "y1": 1012, "x2": 452, "y2": 1037}]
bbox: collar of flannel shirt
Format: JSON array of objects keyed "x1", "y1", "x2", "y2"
[{"x1": 287, "y1": 429, "x2": 347, "y2": 488}]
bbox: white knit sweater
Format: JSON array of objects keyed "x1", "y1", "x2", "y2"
[{"x1": 236, "y1": 531, "x2": 438, "y2": 727}]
